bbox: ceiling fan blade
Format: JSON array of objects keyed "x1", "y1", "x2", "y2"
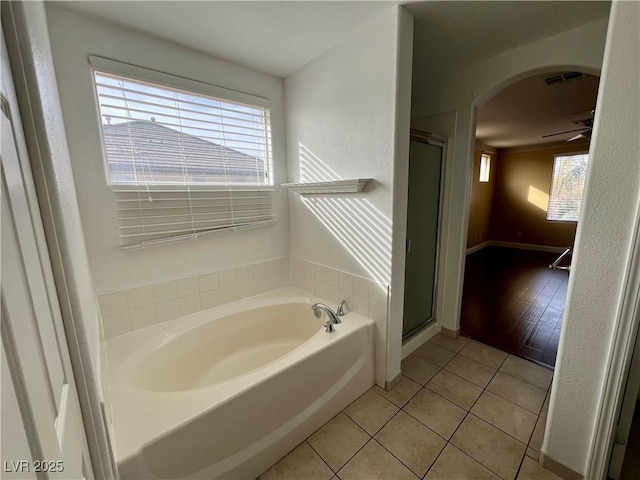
[
  {"x1": 542, "y1": 127, "x2": 590, "y2": 138},
  {"x1": 567, "y1": 133, "x2": 585, "y2": 142}
]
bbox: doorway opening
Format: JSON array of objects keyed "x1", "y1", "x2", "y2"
[{"x1": 460, "y1": 70, "x2": 600, "y2": 368}]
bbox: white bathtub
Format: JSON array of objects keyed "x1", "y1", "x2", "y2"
[{"x1": 106, "y1": 287, "x2": 375, "y2": 479}]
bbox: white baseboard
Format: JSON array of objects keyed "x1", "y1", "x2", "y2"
[
  {"x1": 466, "y1": 241, "x2": 490, "y2": 255},
  {"x1": 401, "y1": 321, "x2": 439, "y2": 359},
  {"x1": 489, "y1": 241, "x2": 568, "y2": 253},
  {"x1": 466, "y1": 240, "x2": 568, "y2": 255}
]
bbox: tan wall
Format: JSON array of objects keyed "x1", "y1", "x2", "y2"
[
  {"x1": 467, "y1": 147, "x2": 496, "y2": 248},
  {"x1": 489, "y1": 142, "x2": 588, "y2": 247}
]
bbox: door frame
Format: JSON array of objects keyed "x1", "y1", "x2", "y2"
[
  {"x1": 2, "y1": 3, "x2": 116, "y2": 478},
  {"x1": 402, "y1": 130, "x2": 447, "y2": 343},
  {"x1": 589, "y1": 199, "x2": 640, "y2": 478}
]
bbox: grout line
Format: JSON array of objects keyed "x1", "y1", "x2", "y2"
[
  {"x1": 353, "y1": 387, "x2": 441, "y2": 478},
  {"x1": 368, "y1": 436, "x2": 424, "y2": 480},
  {"x1": 266, "y1": 340, "x2": 549, "y2": 480},
  {"x1": 304, "y1": 440, "x2": 337, "y2": 475},
  {"x1": 433, "y1": 353, "x2": 516, "y2": 480},
  {"x1": 333, "y1": 438, "x2": 372, "y2": 478}
]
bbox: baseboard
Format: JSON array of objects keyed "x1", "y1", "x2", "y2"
[
  {"x1": 401, "y1": 321, "x2": 439, "y2": 359},
  {"x1": 440, "y1": 325, "x2": 460, "y2": 338},
  {"x1": 466, "y1": 241, "x2": 491, "y2": 255},
  {"x1": 540, "y1": 452, "x2": 584, "y2": 480},
  {"x1": 385, "y1": 371, "x2": 403, "y2": 391},
  {"x1": 483, "y1": 241, "x2": 567, "y2": 254}
]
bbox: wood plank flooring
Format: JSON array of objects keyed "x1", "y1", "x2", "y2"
[{"x1": 460, "y1": 247, "x2": 568, "y2": 368}]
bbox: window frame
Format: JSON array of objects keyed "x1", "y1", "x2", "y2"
[
  {"x1": 89, "y1": 55, "x2": 274, "y2": 190},
  {"x1": 479, "y1": 153, "x2": 491, "y2": 183},
  {"x1": 546, "y1": 151, "x2": 590, "y2": 223}
]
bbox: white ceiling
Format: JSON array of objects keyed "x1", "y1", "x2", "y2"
[
  {"x1": 55, "y1": 0, "x2": 610, "y2": 148},
  {"x1": 407, "y1": 1, "x2": 611, "y2": 87},
  {"x1": 476, "y1": 72, "x2": 600, "y2": 148},
  {"x1": 53, "y1": 1, "x2": 395, "y2": 78}
]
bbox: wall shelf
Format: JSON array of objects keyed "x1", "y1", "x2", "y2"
[{"x1": 281, "y1": 179, "x2": 372, "y2": 194}]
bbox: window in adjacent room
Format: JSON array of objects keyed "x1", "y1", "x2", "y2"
[
  {"x1": 547, "y1": 153, "x2": 590, "y2": 222},
  {"x1": 479, "y1": 153, "x2": 491, "y2": 182},
  {"x1": 90, "y1": 57, "x2": 275, "y2": 249}
]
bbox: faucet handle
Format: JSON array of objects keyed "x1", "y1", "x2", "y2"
[
  {"x1": 324, "y1": 320, "x2": 336, "y2": 333},
  {"x1": 337, "y1": 300, "x2": 347, "y2": 316}
]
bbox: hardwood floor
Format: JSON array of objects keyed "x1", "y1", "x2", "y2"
[
  {"x1": 460, "y1": 247, "x2": 569, "y2": 368},
  {"x1": 621, "y1": 401, "x2": 640, "y2": 480}
]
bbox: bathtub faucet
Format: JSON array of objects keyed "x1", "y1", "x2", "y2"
[{"x1": 311, "y1": 303, "x2": 341, "y2": 330}]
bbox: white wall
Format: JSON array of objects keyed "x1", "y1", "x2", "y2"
[
  {"x1": 543, "y1": 1, "x2": 640, "y2": 475},
  {"x1": 45, "y1": 5, "x2": 290, "y2": 295},
  {"x1": 284, "y1": 5, "x2": 412, "y2": 383},
  {"x1": 411, "y1": 18, "x2": 609, "y2": 333},
  {"x1": 285, "y1": 7, "x2": 398, "y2": 282}
]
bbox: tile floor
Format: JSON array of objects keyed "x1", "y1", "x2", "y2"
[{"x1": 259, "y1": 335, "x2": 562, "y2": 480}]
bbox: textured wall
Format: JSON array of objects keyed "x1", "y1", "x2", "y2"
[
  {"x1": 544, "y1": 1, "x2": 640, "y2": 475},
  {"x1": 489, "y1": 142, "x2": 588, "y2": 248}
]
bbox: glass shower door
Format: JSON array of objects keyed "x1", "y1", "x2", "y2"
[{"x1": 402, "y1": 138, "x2": 444, "y2": 338}]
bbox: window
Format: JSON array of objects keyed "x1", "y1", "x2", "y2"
[
  {"x1": 479, "y1": 154, "x2": 491, "y2": 182},
  {"x1": 547, "y1": 153, "x2": 589, "y2": 222},
  {"x1": 90, "y1": 57, "x2": 275, "y2": 249}
]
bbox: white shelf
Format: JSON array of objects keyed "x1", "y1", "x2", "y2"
[{"x1": 281, "y1": 179, "x2": 372, "y2": 194}]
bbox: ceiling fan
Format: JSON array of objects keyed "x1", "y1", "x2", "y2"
[{"x1": 542, "y1": 110, "x2": 595, "y2": 142}]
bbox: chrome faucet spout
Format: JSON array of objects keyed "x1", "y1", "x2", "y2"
[{"x1": 311, "y1": 303, "x2": 341, "y2": 325}]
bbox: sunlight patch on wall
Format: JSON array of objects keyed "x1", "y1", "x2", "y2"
[
  {"x1": 298, "y1": 144, "x2": 392, "y2": 288},
  {"x1": 527, "y1": 185, "x2": 549, "y2": 212}
]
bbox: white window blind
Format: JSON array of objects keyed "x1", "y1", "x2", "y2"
[
  {"x1": 547, "y1": 153, "x2": 589, "y2": 222},
  {"x1": 90, "y1": 57, "x2": 275, "y2": 250}
]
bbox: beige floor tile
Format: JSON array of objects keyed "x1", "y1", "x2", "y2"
[
  {"x1": 261, "y1": 442, "x2": 333, "y2": 480},
  {"x1": 428, "y1": 333, "x2": 471, "y2": 353},
  {"x1": 517, "y1": 456, "x2": 563, "y2": 480},
  {"x1": 374, "y1": 376, "x2": 421, "y2": 407},
  {"x1": 471, "y1": 391, "x2": 538, "y2": 443},
  {"x1": 425, "y1": 444, "x2": 500, "y2": 480},
  {"x1": 460, "y1": 341, "x2": 509, "y2": 369},
  {"x1": 529, "y1": 416, "x2": 547, "y2": 451},
  {"x1": 525, "y1": 447, "x2": 539, "y2": 461},
  {"x1": 413, "y1": 342, "x2": 456, "y2": 367},
  {"x1": 445, "y1": 354, "x2": 498, "y2": 387},
  {"x1": 404, "y1": 388, "x2": 466, "y2": 439},
  {"x1": 427, "y1": 370, "x2": 483, "y2": 410},
  {"x1": 308, "y1": 413, "x2": 369, "y2": 471},
  {"x1": 337, "y1": 440, "x2": 418, "y2": 480},
  {"x1": 344, "y1": 389, "x2": 399, "y2": 435},
  {"x1": 500, "y1": 355, "x2": 553, "y2": 390},
  {"x1": 375, "y1": 411, "x2": 446, "y2": 477},
  {"x1": 401, "y1": 355, "x2": 441, "y2": 385},
  {"x1": 451, "y1": 415, "x2": 526, "y2": 480},
  {"x1": 487, "y1": 372, "x2": 547, "y2": 414}
]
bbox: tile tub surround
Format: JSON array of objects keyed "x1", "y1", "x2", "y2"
[
  {"x1": 259, "y1": 337, "x2": 559, "y2": 480},
  {"x1": 98, "y1": 257, "x2": 291, "y2": 338},
  {"x1": 291, "y1": 258, "x2": 390, "y2": 387}
]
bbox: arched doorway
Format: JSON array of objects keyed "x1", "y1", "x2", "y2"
[{"x1": 460, "y1": 68, "x2": 601, "y2": 367}]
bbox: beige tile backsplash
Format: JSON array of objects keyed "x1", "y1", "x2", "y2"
[
  {"x1": 291, "y1": 257, "x2": 390, "y2": 388},
  {"x1": 99, "y1": 255, "x2": 390, "y2": 388},
  {"x1": 99, "y1": 257, "x2": 290, "y2": 338}
]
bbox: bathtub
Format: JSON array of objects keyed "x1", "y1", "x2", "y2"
[{"x1": 105, "y1": 287, "x2": 375, "y2": 479}]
